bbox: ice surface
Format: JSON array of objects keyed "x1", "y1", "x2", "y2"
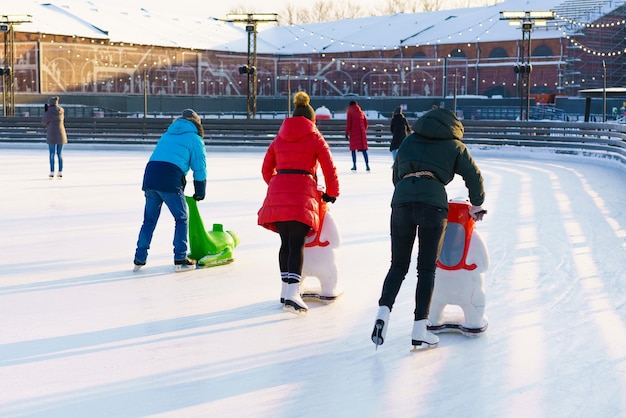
[{"x1": 1, "y1": 144, "x2": 625, "y2": 417}]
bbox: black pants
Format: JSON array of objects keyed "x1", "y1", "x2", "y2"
[
  {"x1": 378, "y1": 202, "x2": 447, "y2": 320},
  {"x1": 275, "y1": 221, "x2": 310, "y2": 277}
]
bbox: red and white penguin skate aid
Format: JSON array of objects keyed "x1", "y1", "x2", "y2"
[{"x1": 427, "y1": 198, "x2": 489, "y2": 336}]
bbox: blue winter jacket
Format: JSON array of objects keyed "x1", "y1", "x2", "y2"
[{"x1": 142, "y1": 118, "x2": 207, "y2": 194}]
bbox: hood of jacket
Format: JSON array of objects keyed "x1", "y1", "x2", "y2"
[
  {"x1": 277, "y1": 116, "x2": 318, "y2": 141},
  {"x1": 411, "y1": 107, "x2": 464, "y2": 140},
  {"x1": 166, "y1": 118, "x2": 201, "y2": 136}
]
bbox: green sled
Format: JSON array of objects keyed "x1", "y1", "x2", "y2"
[{"x1": 185, "y1": 195, "x2": 240, "y2": 268}]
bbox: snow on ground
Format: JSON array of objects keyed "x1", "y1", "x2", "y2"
[{"x1": 1, "y1": 144, "x2": 625, "y2": 417}]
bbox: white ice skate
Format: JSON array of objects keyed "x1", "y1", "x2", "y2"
[
  {"x1": 411, "y1": 319, "x2": 439, "y2": 351},
  {"x1": 371, "y1": 306, "x2": 390, "y2": 350}
]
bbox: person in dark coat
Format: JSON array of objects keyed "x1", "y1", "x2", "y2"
[
  {"x1": 133, "y1": 109, "x2": 207, "y2": 272},
  {"x1": 371, "y1": 107, "x2": 486, "y2": 349},
  {"x1": 41, "y1": 96, "x2": 68, "y2": 178},
  {"x1": 258, "y1": 91, "x2": 340, "y2": 315},
  {"x1": 345, "y1": 100, "x2": 370, "y2": 171},
  {"x1": 389, "y1": 106, "x2": 411, "y2": 160}
]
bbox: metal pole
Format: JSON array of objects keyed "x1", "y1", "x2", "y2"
[
  {"x1": 602, "y1": 60, "x2": 606, "y2": 122},
  {"x1": 442, "y1": 57, "x2": 448, "y2": 104},
  {"x1": 526, "y1": 22, "x2": 532, "y2": 120},
  {"x1": 143, "y1": 69, "x2": 147, "y2": 118},
  {"x1": 453, "y1": 68, "x2": 458, "y2": 116},
  {"x1": 246, "y1": 27, "x2": 252, "y2": 120},
  {"x1": 252, "y1": 22, "x2": 258, "y2": 119}
]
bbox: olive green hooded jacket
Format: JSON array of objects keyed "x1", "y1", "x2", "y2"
[{"x1": 391, "y1": 107, "x2": 484, "y2": 210}]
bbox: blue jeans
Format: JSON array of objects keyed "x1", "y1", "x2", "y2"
[
  {"x1": 134, "y1": 189, "x2": 189, "y2": 262},
  {"x1": 378, "y1": 202, "x2": 448, "y2": 320},
  {"x1": 48, "y1": 144, "x2": 63, "y2": 172}
]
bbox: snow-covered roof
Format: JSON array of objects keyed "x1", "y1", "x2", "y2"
[
  {"x1": 4, "y1": 0, "x2": 625, "y2": 54},
  {"x1": 3, "y1": 0, "x2": 248, "y2": 48}
]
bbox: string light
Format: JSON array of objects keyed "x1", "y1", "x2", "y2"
[
  {"x1": 554, "y1": 12, "x2": 626, "y2": 28},
  {"x1": 565, "y1": 34, "x2": 626, "y2": 56},
  {"x1": 279, "y1": 13, "x2": 499, "y2": 53}
]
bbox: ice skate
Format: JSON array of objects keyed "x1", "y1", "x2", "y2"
[
  {"x1": 133, "y1": 260, "x2": 146, "y2": 272},
  {"x1": 371, "y1": 306, "x2": 390, "y2": 349},
  {"x1": 49, "y1": 172, "x2": 54, "y2": 179},
  {"x1": 283, "y1": 278, "x2": 308, "y2": 316},
  {"x1": 280, "y1": 279, "x2": 288, "y2": 304},
  {"x1": 411, "y1": 319, "x2": 439, "y2": 350},
  {"x1": 174, "y1": 257, "x2": 197, "y2": 272}
]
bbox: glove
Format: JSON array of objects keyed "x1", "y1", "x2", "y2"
[
  {"x1": 321, "y1": 193, "x2": 336, "y2": 204},
  {"x1": 193, "y1": 180, "x2": 206, "y2": 201},
  {"x1": 469, "y1": 205, "x2": 487, "y2": 221},
  {"x1": 345, "y1": 134, "x2": 349, "y2": 141}
]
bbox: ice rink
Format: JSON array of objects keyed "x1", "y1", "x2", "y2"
[{"x1": 1, "y1": 143, "x2": 625, "y2": 417}]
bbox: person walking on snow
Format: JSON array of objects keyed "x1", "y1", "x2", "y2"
[
  {"x1": 389, "y1": 106, "x2": 411, "y2": 161},
  {"x1": 345, "y1": 100, "x2": 370, "y2": 171},
  {"x1": 133, "y1": 109, "x2": 207, "y2": 272},
  {"x1": 371, "y1": 107, "x2": 486, "y2": 349},
  {"x1": 258, "y1": 91, "x2": 340, "y2": 315},
  {"x1": 41, "y1": 96, "x2": 67, "y2": 178}
]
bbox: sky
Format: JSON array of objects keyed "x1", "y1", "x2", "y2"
[{"x1": 1, "y1": 141, "x2": 625, "y2": 417}]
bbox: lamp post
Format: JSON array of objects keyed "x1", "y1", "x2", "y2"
[
  {"x1": 226, "y1": 13, "x2": 277, "y2": 120},
  {"x1": 602, "y1": 60, "x2": 606, "y2": 122},
  {"x1": 500, "y1": 10, "x2": 555, "y2": 121},
  {"x1": 1, "y1": 15, "x2": 31, "y2": 117}
]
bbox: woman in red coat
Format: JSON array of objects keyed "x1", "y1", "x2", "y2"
[
  {"x1": 345, "y1": 100, "x2": 370, "y2": 171},
  {"x1": 258, "y1": 91, "x2": 340, "y2": 315}
]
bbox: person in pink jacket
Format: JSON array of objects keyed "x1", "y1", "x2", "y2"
[
  {"x1": 345, "y1": 100, "x2": 370, "y2": 171},
  {"x1": 258, "y1": 91, "x2": 340, "y2": 315}
]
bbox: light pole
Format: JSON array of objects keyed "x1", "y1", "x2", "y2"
[
  {"x1": 226, "y1": 13, "x2": 277, "y2": 120},
  {"x1": 1, "y1": 15, "x2": 31, "y2": 117},
  {"x1": 602, "y1": 60, "x2": 606, "y2": 122},
  {"x1": 500, "y1": 10, "x2": 555, "y2": 121}
]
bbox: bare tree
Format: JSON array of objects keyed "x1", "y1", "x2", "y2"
[
  {"x1": 310, "y1": 0, "x2": 332, "y2": 23},
  {"x1": 270, "y1": 0, "x2": 499, "y2": 25},
  {"x1": 421, "y1": 0, "x2": 443, "y2": 12},
  {"x1": 280, "y1": 4, "x2": 299, "y2": 26},
  {"x1": 377, "y1": 0, "x2": 420, "y2": 15},
  {"x1": 227, "y1": 4, "x2": 251, "y2": 15}
]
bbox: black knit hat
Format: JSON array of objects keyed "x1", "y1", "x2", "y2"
[
  {"x1": 181, "y1": 108, "x2": 204, "y2": 137},
  {"x1": 292, "y1": 91, "x2": 315, "y2": 121}
]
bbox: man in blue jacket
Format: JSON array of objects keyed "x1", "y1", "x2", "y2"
[{"x1": 133, "y1": 109, "x2": 207, "y2": 272}]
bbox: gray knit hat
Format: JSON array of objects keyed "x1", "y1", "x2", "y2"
[
  {"x1": 181, "y1": 108, "x2": 204, "y2": 137},
  {"x1": 47, "y1": 96, "x2": 59, "y2": 106}
]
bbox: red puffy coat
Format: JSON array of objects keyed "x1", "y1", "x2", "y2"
[
  {"x1": 258, "y1": 116, "x2": 340, "y2": 233},
  {"x1": 345, "y1": 103, "x2": 369, "y2": 151}
]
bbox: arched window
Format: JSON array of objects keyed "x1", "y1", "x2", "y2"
[
  {"x1": 449, "y1": 49, "x2": 466, "y2": 58},
  {"x1": 489, "y1": 47, "x2": 508, "y2": 58},
  {"x1": 533, "y1": 45, "x2": 553, "y2": 57}
]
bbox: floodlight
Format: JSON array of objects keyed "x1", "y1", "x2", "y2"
[
  {"x1": 500, "y1": 11, "x2": 526, "y2": 20},
  {"x1": 529, "y1": 11, "x2": 555, "y2": 20}
]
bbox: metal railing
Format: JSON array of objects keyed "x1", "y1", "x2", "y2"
[{"x1": 1, "y1": 117, "x2": 625, "y2": 166}]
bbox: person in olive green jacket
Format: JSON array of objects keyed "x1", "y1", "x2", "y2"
[{"x1": 371, "y1": 107, "x2": 486, "y2": 349}]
